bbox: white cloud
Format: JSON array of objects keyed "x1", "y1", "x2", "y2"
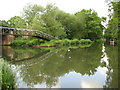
[
  {"x1": 81, "y1": 80, "x2": 103, "y2": 88},
  {"x1": 0, "y1": 0, "x2": 108, "y2": 20}
]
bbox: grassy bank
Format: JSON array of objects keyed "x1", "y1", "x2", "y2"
[
  {"x1": 40, "y1": 39, "x2": 93, "y2": 46},
  {"x1": 11, "y1": 38, "x2": 93, "y2": 48},
  {"x1": 11, "y1": 37, "x2": 45, "y2": 46}
]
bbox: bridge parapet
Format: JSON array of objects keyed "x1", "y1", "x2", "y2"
[{"x1": 0, "y1": 26, "x2": 58, "y2": 40}]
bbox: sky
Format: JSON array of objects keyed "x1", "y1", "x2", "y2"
[{"x1": 0, "y1": 0, "x2": 108, "y2": 20}]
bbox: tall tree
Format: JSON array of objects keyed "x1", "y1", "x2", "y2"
[
  {"x1": 22, "y1": 4, "x2": 44, "y2": 28},
  {"x1": 41, "y1": 4, "x2": 67, "y2": 39},
  {"x1": 75, "y1": 9, "x2": 104, "y2": 40},
  {"x1": 55, "y1": 10, "x2": 84, "y2": 39},
  {"x1": 22, "y1": 4, "x2": 67, "y2": 39},
  {"x1": 105, "y1": 1, "x2": 120, "y2": 42}
]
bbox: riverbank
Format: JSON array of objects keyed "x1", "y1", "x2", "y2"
[{"x1": 10, "y1": 38, "x2": 93, "y2": 48}]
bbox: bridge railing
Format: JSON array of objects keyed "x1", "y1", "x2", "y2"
[{"x1": 0, "y1": 26, "x2": 58, "y2": 40}]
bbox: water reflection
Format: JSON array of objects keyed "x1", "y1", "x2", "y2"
[
  {"x1": 2, "y1": 43, "x2": 118, "y2": 88},
  {"x1": 104, "y1": 44, "x2": 118, "y2": 88}
]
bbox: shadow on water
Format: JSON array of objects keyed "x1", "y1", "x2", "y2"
[{"x1": 2, "y1": 43, "x2": 118, "y2": 88}]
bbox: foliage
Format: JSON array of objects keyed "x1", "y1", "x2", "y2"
[
  {"x1": 11, "y1": 37, "x2": 45, "y2": 46},
  {"x1": 8, "y1": 16, "x2": 26, "y2": 28},
  {"x1": 22, "y1": 4, "x2": 44, "y2": 27},
  {"x1": 79, "y1": 39, "x2": 93, "y2": 44},
  {"x1": 105, "y1": 1, "x2": 120, "y2": 42},
  {"x1": 40, "y1": 39, "x2": 93, "y2": 47},
  {"x1": 2, "y1": 4, "x2": 105, "y2": 42},
  {"x1": 0, "y1": 58, "x2": 16, "y2": 90},
  {"x1": 75, "y1": 9, "x2": 104, "y2": 40},
  {"x1": 22, "y1": 4, "x2": 67, "y2": 39},
  {"x1": 55, "y1": 11, "x2": 84, "y2": 39},
  {"x1": 0, "y1": 20, "x2": 9, "y2": 27}
]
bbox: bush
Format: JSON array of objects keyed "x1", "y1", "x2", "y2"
[
  {"x1": 49, "y1": 39, "x2": 92, "y2": 46},
  {"x1": 11, "y1": 37, "x2": 45, "y2": 46},
  {"x1": 79, "y1": 39, "x2": 92, "y2": 45},
  {"x1": 61, "y1": 39, "x2": 70, "y2": 46},
  {"x1": 11, "y1": 37, "x2": 93, "y2": 47},
  {"x1": 70, "y1": 39, "x2": 79, "y2": 45}
]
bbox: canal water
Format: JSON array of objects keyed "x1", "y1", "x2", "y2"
[{"x1": 1, "y1": 43, "x2": 118, "y2": 88}]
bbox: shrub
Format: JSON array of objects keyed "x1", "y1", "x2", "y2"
[
  {"x1": 61, "y1": 39, "x2": 70, "y2": 46},
  {"x1": 11, "y1": 37, "x2": 93, "y2": 47},
  {"x1": 70, "y1": 39, "x2": 79, "y2": 45},
  {"x1": 11, "y1": 38, "x2": 45, "y2": 46},
  {"x1": 79, "y1": 39, "x2": 92, "y2": 45}
]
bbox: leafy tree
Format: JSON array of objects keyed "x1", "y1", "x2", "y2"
[
  {"x1": 0, "y1": 20, "x2": 9, "y2": 27},
  {"x1": 75, "y1": 9, "x2": 104, "y2": 40},
  {"x1": 22, "y1": 4, "x2": 44, "y2": 27},
  {"x1": 105, "y1": 1, "x2": 120, "y2": 42},
  {"x1": 41, "y1": 4, "x2": 67, "y2": 39},
  {"x1": 55, "y1": 10, "x2": 84, "y2": 39},
  {"x1": 22, "y1": 4, "x2": 67, "y2": 39},
  {"x1": 2, "y1": 3, "x2": 105, "y2": 40},
  {"x1": 8, "y1": 16, "x2": 26, "y2": 28}
]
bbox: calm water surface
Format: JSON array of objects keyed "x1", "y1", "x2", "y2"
[{"x1": 2, "y1": 43, "x2": 118, "y2": 88}]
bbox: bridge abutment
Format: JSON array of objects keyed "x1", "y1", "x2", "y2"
[{"x1": 2, "y1": 35, "x2": 15, "y2": 45}]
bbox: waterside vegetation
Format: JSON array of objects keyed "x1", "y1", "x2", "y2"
[
  {"x1": 0, "y1": 58, "x2": 16, "y2": 90},
  {"x1": 10, "y1": 37, "x2": 93, "y2": 48}
]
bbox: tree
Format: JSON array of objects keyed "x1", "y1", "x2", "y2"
[
  {"x1": 8, "y1": 16, "x2": 26, "y2": 28},
  {"x1": 22, "y1": 4, "x2": 44, "y2": 27},
  {"x1": 6, "y1": 3, "x2": 104, "y2": 40},
  {"x1": 22, "y1": 4, "x2": 67, "y2": 39},
  {"x1": 75, "y1": 9, "x2": 104, "y2": 40},
  {"x1": 105, "y1": 1, "x2": 120, "y2": 42},
  {"x1": 0, "y1": 20, "x2": 9, "y2": 27},
  {"x1": 41, "y1": 4, "x2": 67, "y2": 39},
  {"x1": 55, "y1": 10, "x2": 84, "y2": 39}
]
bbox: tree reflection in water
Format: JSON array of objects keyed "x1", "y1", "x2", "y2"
[
  {"x1": 2, "y1": 43, "x2": 118, "y2": 88},
  {"x1": 103, "y1": 44, "x2": 118, "y2": 88}
]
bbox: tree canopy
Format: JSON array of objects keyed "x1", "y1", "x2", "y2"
[
  {"x1": 1, "y1": 4, "x2": 105, "y2": 40},
  {"x1": 75, "y1": 9, "x2": 104, "y2": 40}
]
